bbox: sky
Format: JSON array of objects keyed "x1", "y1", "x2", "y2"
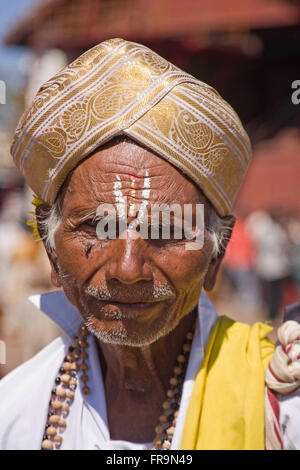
[
  {"x1": 0, "y1": 0, "x2": 39, "y2": 86},
  {"x1": 0, "y1": 0, "x2": 39, "y2": 131}
]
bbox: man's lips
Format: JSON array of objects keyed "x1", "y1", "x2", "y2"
[
  {"x1": 100, "y1": 300, "x2": 162, "y2": 309},
  {"x1": 90, "y1": 299, "x2": 168, "y2": 321}
]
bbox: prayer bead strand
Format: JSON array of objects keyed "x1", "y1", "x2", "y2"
[
  {"x1": 41, "y1": 323, "x2": 194, "y2": 450},
  {"x1": 152, "y1": 329, "x2": 194, "y2": 450},
  {"x1": 41, "y1": 325, "x2": 90, "y2": 450}
]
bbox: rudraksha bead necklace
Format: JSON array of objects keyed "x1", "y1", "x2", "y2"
[
  {"x1": 41, "y1": 324, "x2": 90, "y2": 450},
  {"x1": 152, "y1": 328, "x2": 194, "y2": 450},
  {"x1": 41, "y1": 323, "x2": 194, "y2": 450}
]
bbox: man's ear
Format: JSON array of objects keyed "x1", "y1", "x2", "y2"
[
  {"x1": 35, "y1": 204, "x2": 62, "y2": 288},
  {"x1": 203, "y1": 214, "x2": 236, "y2": 291},
  {"x1": 48, "y1": 252, "x2": 62, "y2": 288}
]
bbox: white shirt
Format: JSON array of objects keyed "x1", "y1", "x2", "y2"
[
  {"x1": 0, "y1": 290, "x2": 299, "y2": 450},
  {"x1": 0, "y1": 291, "x2": 218, "y2": 450}
]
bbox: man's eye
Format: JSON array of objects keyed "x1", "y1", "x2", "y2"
[
  {"x1": 147, "y1": 224, "x2": 184, "y2": 244},
  {"x1": 78, "y1": 220, "x2": 97, "y2": 230},
  {"x1": 85, "y1": 220, "x2": 97, "y2": 226}
]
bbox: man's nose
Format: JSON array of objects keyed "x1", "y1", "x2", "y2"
[{"x1": 106, "y1": 238, "x2": 152, "y2": 285}]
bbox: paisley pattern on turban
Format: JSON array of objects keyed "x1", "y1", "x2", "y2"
[{"x1": 11, "y1": 38, "x2": 251, "y2": 216}]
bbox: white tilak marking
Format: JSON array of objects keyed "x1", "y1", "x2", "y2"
[
  {"x1": 113, "y1": 172, "x2": 152, "y2": 231},
  {"x1": 130, "y1": 174, "x2": 136, "y2": 198},
  {"x1": 128, "y1": 204, "x2": 138, "y2": 217},
  {"x1": 113, "y1": 177, "x2": 126, "y2": 218},
  {"x1": 142, "y1": 170, "x2": 150, "y2": 200},
  {"x1": 138, "y1": 170, "x2": 150, "y2": 222}
]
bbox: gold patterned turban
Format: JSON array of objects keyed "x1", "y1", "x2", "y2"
[{"x1": 11, "y1": 38, "x2": 251, "y2": 216}]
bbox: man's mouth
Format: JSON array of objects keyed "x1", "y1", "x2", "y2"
[
  {"x1": 103, "y1": 301, "x2": 160, "y2": 309},
  {"x1": 91, "y1": 299, "x2": 167, "y2": 322}
]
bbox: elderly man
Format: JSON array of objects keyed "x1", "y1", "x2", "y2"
[{"x1": 0, "y1": 38, "x2": 299, "y2": 450}]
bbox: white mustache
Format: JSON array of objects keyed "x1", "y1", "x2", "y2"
[{"x1": 84, "y1": 283, "x2": 175, "y2": 302}]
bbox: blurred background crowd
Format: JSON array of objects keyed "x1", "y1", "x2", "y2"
[{"x1": 0, "y1": 0, "x2": 300, "y2": 376}]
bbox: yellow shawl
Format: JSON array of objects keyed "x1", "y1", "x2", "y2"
[{"x1": 181, "y1": 316, "x2": 275, "y2": 450}]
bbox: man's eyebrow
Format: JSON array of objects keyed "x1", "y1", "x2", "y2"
[
  {"x1": 65, "y1": 208, "x2": 97, "y2": 221},
  {"x1": 77, "y1": 211, "x2": 98, "y2": 222}
]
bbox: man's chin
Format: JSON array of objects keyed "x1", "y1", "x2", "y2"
[{"x1": 83, "y1": 316, "x2": 174, "y2": 348}]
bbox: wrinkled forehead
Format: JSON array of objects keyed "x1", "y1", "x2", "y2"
[{"x1": 60, "y1": 137, "x2": 211, "y2": 213}]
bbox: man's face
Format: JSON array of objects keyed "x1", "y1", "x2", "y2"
[{"x1": 49, "y1": 138, "x2": 217, "y2": 347}]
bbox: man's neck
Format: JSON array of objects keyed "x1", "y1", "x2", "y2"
[
  {"x1": 97, "y1": 308, "x2": 197, "y2": 395},
  {"x1": 96, "y1": 308, "x2": 197, "y2": 442}
]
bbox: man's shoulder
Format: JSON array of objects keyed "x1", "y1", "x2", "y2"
[
  {"x1": 0, "y1": 335, "x2": 68, "y2": 389},
  {"x1": 217, "y1": 315, "x2": 273, "y2": 338},
  {"x1": 0, "y1": 335, "x2": 68, "y2": 450}
]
